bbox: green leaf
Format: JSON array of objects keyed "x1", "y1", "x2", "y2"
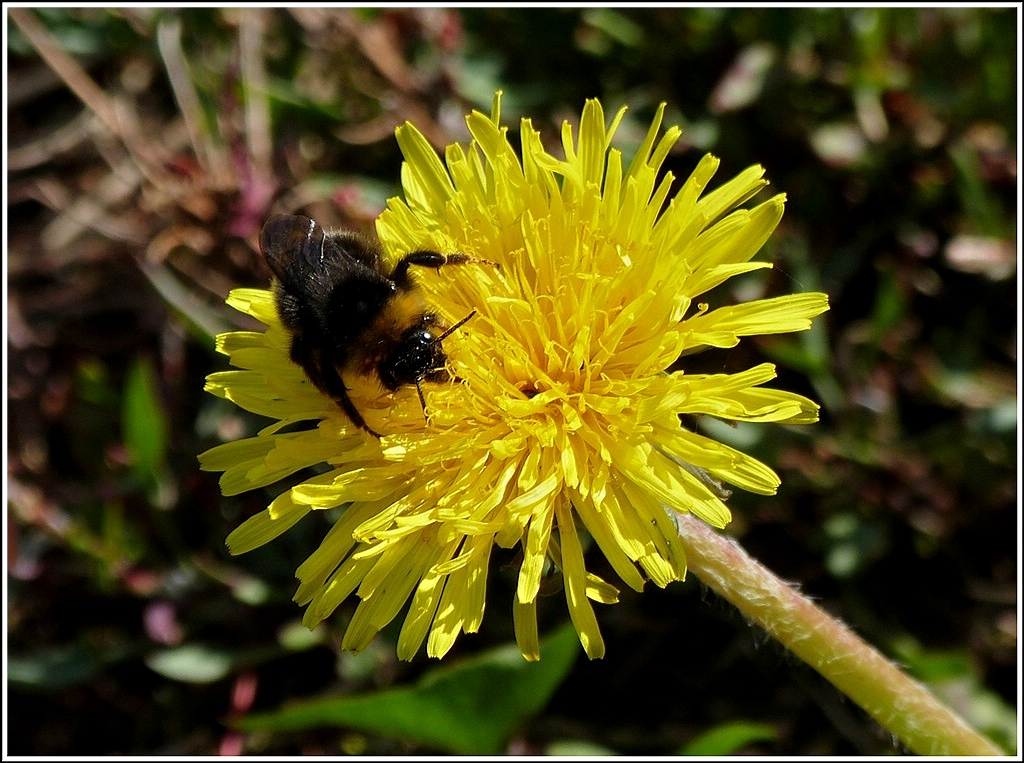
[
  {"x1": 146, "y1": 638, "x2": 317, "y2": 685},
  {"x1": 8, "y1": 644, "x2": 104, "y2": 690},
  {"x1": 546, "y1": 739, "x2": 617, "y2": 755},
  {"x1": 145, "y1": 644, "x2": 235, "y2": 684},
  {"x1": 122, "y1": 356, "x2": 169, "y2": 487},
  {"x1": 679, "y1": 721, "x2": 778, "y2": 755},
  {"x1": 235, "y1": 622, "x2": 581, "y2": 754}
]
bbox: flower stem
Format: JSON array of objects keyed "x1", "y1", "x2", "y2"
[{"x1": 672, "y1": 510, "x2": 1003, "y2": 756}]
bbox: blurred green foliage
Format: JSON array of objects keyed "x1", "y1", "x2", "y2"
[
  {"x1": 679, "y1": 720, "x2": 779, "y2": 756},
  {"x1": 233, "y1": 622, "x2": 580, "y2": 755},
  {"x1": 6, "y1": 6, "x2": 1016, "y2": 755}
]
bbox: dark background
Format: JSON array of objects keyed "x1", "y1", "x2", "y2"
[{"x1": 6, "y1": 7, "x2": 1017, "y2": 755}]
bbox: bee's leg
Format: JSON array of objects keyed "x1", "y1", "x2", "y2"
[
  {"x1": 317, "y1": 361, "x2": 382, "y2": 438},
  {"x1": 391, "y1": 250, "x2": 497, "y2": 289}
]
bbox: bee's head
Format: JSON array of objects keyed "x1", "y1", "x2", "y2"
[
  {"x1": 378, "y1": 309, "x2": 477, "y2": 408},
  {"x1": 378, "y1": 319, "x2": 449, "y2": 392}
]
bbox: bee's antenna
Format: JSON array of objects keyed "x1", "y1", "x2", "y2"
[{"x1": 435, "y1": 309, "x2": 477, "y2": 344}]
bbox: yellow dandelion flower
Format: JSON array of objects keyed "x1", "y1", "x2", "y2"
[{"x1": 200, "y1": 92, "x2": 829, "y2": 661}]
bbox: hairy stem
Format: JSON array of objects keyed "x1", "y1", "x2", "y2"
[{"x1": 673, "y1": 510, "x2": 1003, "y2": 756}]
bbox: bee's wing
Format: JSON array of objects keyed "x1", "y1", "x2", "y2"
[{"x1": 259, "y1": 214, "x2": 326, "y2": 289}]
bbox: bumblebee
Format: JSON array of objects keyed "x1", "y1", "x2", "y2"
[{"x1": 259, "y1": 213, "x2": 484, "y2": 437}]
